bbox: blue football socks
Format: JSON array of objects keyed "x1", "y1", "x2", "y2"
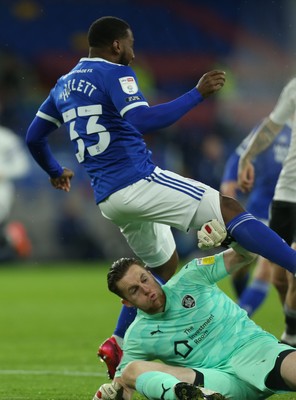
[
  {"x1": 227, "y1": 212, "x2": 296, "y2": 274},
  {"x1": 232, "y1": 272, "x2": 250, "y2": 298},
  {"x1": 239, "y1": 278, "x2": 269, "y2": 317},
  {"x1": 113, "y1": 305, "x2": 137, "y2": 339}
]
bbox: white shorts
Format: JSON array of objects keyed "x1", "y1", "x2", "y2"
[{"x1": 99, "y1": 167, "x2": 223, "y2": 267}]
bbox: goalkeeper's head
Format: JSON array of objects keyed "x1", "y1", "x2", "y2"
[
  {"x1": 108, "y1": 257, "x2": 144, "y2": 297},
  {"x1": 107, "y1": 257, "x2": 165, "y2": 314}
]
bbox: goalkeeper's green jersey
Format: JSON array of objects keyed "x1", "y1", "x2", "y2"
[{"x1": 116, "y1": 253, "x2": 277, "y2": 376}]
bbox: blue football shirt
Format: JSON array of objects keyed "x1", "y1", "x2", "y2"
[{"x1": 36, "y1": 58, "x2": 155, "y2": 203}]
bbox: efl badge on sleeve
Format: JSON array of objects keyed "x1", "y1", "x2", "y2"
[{"x1": 119, "y1": 76, "x2": 138, "y2": 94}]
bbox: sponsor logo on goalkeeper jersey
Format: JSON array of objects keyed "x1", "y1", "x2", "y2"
[{"x1": 174, "y1": 340, "x2": 193, "y2": 358}]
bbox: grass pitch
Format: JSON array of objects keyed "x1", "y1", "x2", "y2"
[{"x1": 0, "y1": 261, "x2": 294, "y2": 399}]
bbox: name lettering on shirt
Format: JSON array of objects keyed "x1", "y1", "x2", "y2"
[{"x1": 60, "y1": 79, "x2": 97, "y2": 101}]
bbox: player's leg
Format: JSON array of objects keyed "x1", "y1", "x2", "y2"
[
  {"x1": 238, "y1": 256, "x2": 271, "y2": 316},
  {"x1": 271, "y1": 263, "x2": 288, "y2": 305},
  {"x1": 234, "y1": 217, "x2": 271, "y2": 316},
  {"x1": 101, "y1": 170, "x2": 296, "y2": 274},
  {"x1": 265, "y1": 349, "x2": 296, "y2": 391},
  {"x1": 121, "y1": 360, "x2": 226, "y2": 400},
  {"x1": 138, "y1": 172, "x2": 296, "y2": 274},
  {"x1": 231, "y1": 264, "x2": 251, "y2": 298},
  {"x1": 281, "y1": 255, "x2": 296, "y2": 346},
  {"x1": 269, "y1": 200, "x2": 296, "y2": 345},
  {"x1": 231, "y1": 336, "x2": 296, "y2": 396},
  {"x1": 219, "y1": 195, "x2": 296, "y2": 274},
  {"x1": 192, "y1": 189, "x2": 296, "y2": 273}
]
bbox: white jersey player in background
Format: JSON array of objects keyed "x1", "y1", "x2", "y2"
[
  {"x1": 238, "y1": 77, "x2": 296, "y2": 347},
  {"x1": 221, "y1": 122, "x2": 291, "y2": 316}
]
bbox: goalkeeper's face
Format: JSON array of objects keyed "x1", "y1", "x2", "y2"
[{"x1": 118, "y1": 264, "x2": 166, "y2": 314}]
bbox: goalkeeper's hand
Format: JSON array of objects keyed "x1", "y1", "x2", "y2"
[
  {"x1": 197, "y1": 219, "x2": 227, "y2": 249},
  {"x1": 95, "y1": 381, "x2": 123, "y2": 400}
]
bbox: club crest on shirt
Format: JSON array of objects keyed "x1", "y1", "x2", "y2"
[
  {"x1": 119, "y1": 76, "x2": 138, "y2": 94},
  {"x1": 182, "y1": 295, "x2": 196, "y2": 308}
]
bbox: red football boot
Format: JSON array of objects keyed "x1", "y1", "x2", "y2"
[{"x1": 98, "y1": 337, "x2": 123, "y2": 379}]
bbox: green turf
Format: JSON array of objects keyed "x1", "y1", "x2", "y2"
[{"x1": 0, "y1": 262, "x2": 294, "y2": 399}]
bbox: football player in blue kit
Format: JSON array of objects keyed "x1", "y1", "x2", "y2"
[
  {"x1": 221, "y1": 122, "x2": 291, "y2": 316},
  {"x1": 25, "y1": 16, "x2": 296, "y2": 377}
]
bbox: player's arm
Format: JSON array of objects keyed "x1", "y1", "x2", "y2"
[
  {"x1": 238, "y1": 117, "x2": 283, "y2": 192},
  {"x1": 222, "y1": 243, "x2": 256, "y2": 274},
  {"x1": 26, "y1": 115, "x2": 64, "y2": 177},
  {"x1": 26, "y1": 90, "x2": 75, "y2": 191},
  {"x1": 124, "y1": 70, "x2": 226, "y2": 133},
  {"x1": 220, "y1": 130, "x2": 257, "y2": 198},
  {"x1": 220, "y1": 151, "x2": 240, "y2": 198},
  {"x1": 26, "y1": 115, "x2": 74, "y2": 191}
]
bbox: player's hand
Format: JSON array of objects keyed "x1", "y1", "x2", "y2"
[
  {"x1": 220, "y1": 180, "x2": 239, "y2": 198},
  {"x1": 197, "y1": 219, "x2": 227, "y2": 249},
  {"x1": 50, "y1": 167, "x2": 74, "y2": 192},
  {"x1": 196, "y1": 70, "x2": 226, "y2": 98},
  {"x1": 237, "y1": 158, "x2": 255, "y2": 193},
  {"x1": 95, "y1": 381, "x2": 123, "y2": 400}
]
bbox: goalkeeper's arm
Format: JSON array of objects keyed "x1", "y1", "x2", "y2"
[{"x1": 223, "y1": 242, "x2": 257, "y2": 274}]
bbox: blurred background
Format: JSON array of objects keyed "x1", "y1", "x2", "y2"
[{"x1": 1, "y1": 0, "x2": 296, "y2": 263}]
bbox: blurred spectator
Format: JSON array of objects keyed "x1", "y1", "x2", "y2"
[
  {"x1": 185, "y1": 132, "x2": 227, "y2": 190},
  {"x1": 56, "y1": 197, "x2": 104, "y2": 261},
  {"x1": 0, "y1": 50, "x2": 27, "y2": 132}
]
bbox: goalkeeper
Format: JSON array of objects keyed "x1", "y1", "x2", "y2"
[{"x1": 93, "y1": 220, "x2": 296, "y2": 400}]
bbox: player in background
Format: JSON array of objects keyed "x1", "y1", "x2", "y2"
[
  {"x1": 221, "y1": 122, "x2": 291, "y2": 316},
  {"x1": 0, "y1": 124, "x2": 31, "y2": 261},
  {"x1": 93, "y1": 221, "x2": 296, "y2": 400},
  {"x1": 238, "y1": 77, "x2": 296, "y2": 346},
  {"x1": 25, "y1": 16, "x2": 296, "y2": 377}
]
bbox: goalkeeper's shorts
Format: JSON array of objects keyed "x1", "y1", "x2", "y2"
[{"x1": 196, "y1": 337, "x2": 295, "y2": 399}]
